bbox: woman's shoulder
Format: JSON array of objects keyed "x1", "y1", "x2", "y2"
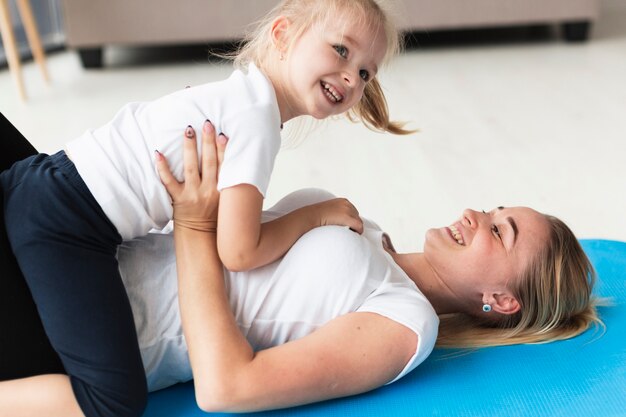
[
  {"x1": 359, "y1": 264, "x2": 439, "y2": 333},
  {"x1": 356, "y1": 247, "x2": 439, "y2": 366}
]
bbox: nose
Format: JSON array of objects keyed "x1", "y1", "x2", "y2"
[
  {"x1": 342, "y1": 71, "x2": 354, "y2": 86},
  {"x1": 462, "y1": 208, "x2": 482, "y2": 228},
  {"x1": 342, "y1": 65, "x2": 359, "y2": 87}
]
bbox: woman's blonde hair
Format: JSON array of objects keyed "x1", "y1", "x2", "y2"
[
  {"x1": 231, "y1": 0, "x2": 413, "y2": 135},
  {"x1": 437, "y1": 215, "x2": 605, "y2": 349}
]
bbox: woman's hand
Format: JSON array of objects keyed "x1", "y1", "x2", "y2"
[{"x1": 156, "y1": 120, "x2": 227, "y2": 231}]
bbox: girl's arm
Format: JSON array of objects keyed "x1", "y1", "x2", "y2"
[
  {"x1": 218, "y1": 186, "x2": 364, "y2": 271},
  {"x1": 157, "y1": 124, "x2": 417, "y2": 413}
]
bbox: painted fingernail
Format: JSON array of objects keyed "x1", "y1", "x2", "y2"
[
  {"x1": 185, "y1": 125, "x2": 194, "y2": 138},
  {"x1": 217, "y1": 133, "x2": 228, "y2": 145},
  {"x1": 154, "y1": 149, "x2": 163, "y2": 160},
  {"x1": 203, "y1": 119, "x2": 212, "y2": 131}
]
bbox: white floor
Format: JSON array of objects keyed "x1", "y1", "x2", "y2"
[{"x1": 2, "y1": 2, "x2": 626, "y2": 251}]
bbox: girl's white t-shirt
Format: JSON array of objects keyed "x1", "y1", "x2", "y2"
[
  {"x1": 118, "y1": 189, "x2": 439, "y2": 392},
  {"x1": 66, "y1": 64, "x2": 281, "y2": 240}
]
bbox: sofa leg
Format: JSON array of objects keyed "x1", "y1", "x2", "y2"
[
  {"x1": 78, "y1": 47, "x2": 103, "y2": 68},
  {"x1": 562, "y1": 21, "x2": 591, "y2": 42}
]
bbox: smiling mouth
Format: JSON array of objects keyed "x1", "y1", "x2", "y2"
[
  {"x1": 448, "y1": 225, "x2": 465, "y2": 245},
  {"x1": 321, "y1": 81, "x2": 344, "y2": 103}
]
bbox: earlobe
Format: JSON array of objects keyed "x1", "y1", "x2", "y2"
[{"x1": 270, "y1": 16, "x2": 291, "y2": 56}]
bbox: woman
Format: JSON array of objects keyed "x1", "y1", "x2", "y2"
[
  {"x1": 154, "y1": 124, "x2": 603, "y2": 411},
  {"x1": 1, "y1": 117, "x2": 602, "y2": 415}
]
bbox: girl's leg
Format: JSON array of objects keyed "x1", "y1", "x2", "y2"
[
  {"x1": 0, "y1": 112, "x2": 63, "y2": 379},
  {"x1": 1, "y1": 152, "x2": 148, "y2": 417}
]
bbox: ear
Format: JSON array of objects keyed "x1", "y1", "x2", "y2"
[
  {"x1": 270, "y1": 16, "x2": 291, "y2": 54},
  {"x1": 486, "y1": 292, "x2": 521, "y2": 315}
]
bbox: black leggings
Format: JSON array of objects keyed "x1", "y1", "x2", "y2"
[
  {"x1": 0, "y1": 113, "x2": 147, "y2": 417},
  {"x1": 0, "y1": 113, "x2": 64, "y2": 378}
]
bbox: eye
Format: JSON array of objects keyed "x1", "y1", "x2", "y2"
[
  {"x1": 359, "y1": 69, "x2": 370, "y2": 81},
  {"x1": 491, "y1": 224, "x2": 501, "y2": 239},
  {"x1": 333, "y1": 44, "x2": 348, "y2": 58}
]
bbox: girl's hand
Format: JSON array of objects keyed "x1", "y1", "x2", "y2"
[
  {"x1": 308, "y1": 198, "x2": 364, "y2": 234},
  {"x1": 156, "y1": 120, "x2": 228, "y2": 232}
]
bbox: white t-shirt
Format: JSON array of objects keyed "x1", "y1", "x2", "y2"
[
  {"x1": 67, "y1": 64, "x2": 281, "y2": 240},
  {"x1": 118, "y1": 189, "x2": 439, "y2": 392}
]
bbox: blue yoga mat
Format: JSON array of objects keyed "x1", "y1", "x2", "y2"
[{"x1": 144, "y1": 239, "x2": 626, "y2": 417}]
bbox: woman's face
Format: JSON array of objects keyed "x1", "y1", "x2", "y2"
[{"x1": 424, "y1": 207, "x2": 550, "y2": 293}]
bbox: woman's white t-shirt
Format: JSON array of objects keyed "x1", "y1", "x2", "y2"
[{"x1": 118, "y1": 189, "x2": 439, "y2": 391}]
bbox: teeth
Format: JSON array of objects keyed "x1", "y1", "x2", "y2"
[
  {"x1": 449, "y1": 225, "x2": 465, "y2": 245},
  {"x1": 322, "y1": 82, "x2": 343, "y2": 103}
]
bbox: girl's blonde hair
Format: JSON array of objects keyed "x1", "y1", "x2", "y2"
[
  {"x1": 232, "y1": 0, "x2": 413, "y2": 135},
  {"x1": 437, "y1": 215, "x2": 605, "y2": 349}
]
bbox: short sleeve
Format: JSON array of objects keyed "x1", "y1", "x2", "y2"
[
  {"x1": 216, "y1": 64, "x2": 282, "y2": 197},
  {"x1": 357, "y1": 274, "x2": 439, "y2": 384},
  {"x1": 216, "y1": 106, "x2": 281, "y2": 197}
]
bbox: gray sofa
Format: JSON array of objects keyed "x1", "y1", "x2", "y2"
[{"x1": 61, "y1": 0, "x2": 600, "y2": 68}]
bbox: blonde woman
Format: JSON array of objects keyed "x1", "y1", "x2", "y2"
[
  {"x1": 0, "y1": 121, "x2": 601, "y2": 415},
  {"x1": 156, "y1": 124, "x2": 602, "y2": 411}
]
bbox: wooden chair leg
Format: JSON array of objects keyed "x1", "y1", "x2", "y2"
[
  {"x1": 0, "y1": 0, "x2": 27, "y2": 100},
  {"x1": 15, "y1": 0, "x2": 49, "y2": 82}
]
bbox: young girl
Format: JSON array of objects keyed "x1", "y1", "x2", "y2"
[
  {"x1": 215, "y1": 0, "x2": 412, "y2": 271},
  {"x1": 0, "y1": 1, "x2": 407, "y2": 416}
]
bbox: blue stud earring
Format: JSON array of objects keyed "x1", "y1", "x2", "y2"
[{"x1": 482, "y1": 304, "x2": 492, "y2": 313}]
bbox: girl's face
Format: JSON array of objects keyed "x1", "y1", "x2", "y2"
[
  {"x1": 280, "y1": 15, "x2": 387, "y2": 120},
  {"x1": 424, "y1": 207, "x2": 550, "y2": 296}
]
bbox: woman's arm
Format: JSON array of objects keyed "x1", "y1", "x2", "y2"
[
  {"x1": 218, "y1": 186, "x2": 364, "y2": 271},
  {"x1": 197, "y1": 310, "x2": 417, "y2": 412},
  {"x1": 157, "y1": 123, "x2": 417, "y2": 412}
]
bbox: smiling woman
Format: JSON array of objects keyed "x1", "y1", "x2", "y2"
[
  {"x1": 429, "y1": 209, "x2": 604, "y2": 348},
  {"x1": 149, "y1": 123, "x2": 605, "y2": 411},
  {"x1": 424, "y1": 207, "x2": 551, "y2": 312}
]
